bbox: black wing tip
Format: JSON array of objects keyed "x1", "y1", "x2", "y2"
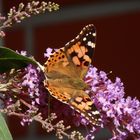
[{"x1": 82, "y1": 24, "x2": 96, "y2": 33}]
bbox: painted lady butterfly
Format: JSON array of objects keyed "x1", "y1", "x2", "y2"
[{"x1": 44, "y1": 24, "x2": 101, "y2": 126}]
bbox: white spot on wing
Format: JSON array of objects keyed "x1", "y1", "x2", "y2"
[
  {"x1": 87, "y1": 41, "x2": 95, "y2": 48},
  {"x1": 81, "y1": 113, "x2": 85, "y2": 116},
  {"x1": 65, "y1": 42, "x2": 69, "y2": 46},
  {"x1": 71, "y1": 39, "x2": 74, "y2": 42},
  {"x1": 86, "y1": 117, "x2": 89, "y2": 120},
  {"x1": 98, "y1": 118, "x2": 102, "y2": 121},
  {"x1": 92, "y1": 33, "x2": 96, "y2": 37},
  {"x1": 88, "y1": 113, "x2": 92, "y2": 116},
  {"x1": 76, "y1": 35, "x2": 79, "y2": 39},
  {"x1": 91, "y1": 110, "x2": 99, "y2": 115},
  {"x1": 83, "y1": 37, "x2": 87, "y2": 41}
]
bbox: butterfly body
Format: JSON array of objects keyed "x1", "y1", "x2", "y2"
[
  {"x1": 44, "y1": 48, "x2": 90, "y2": 103},
  {"x1": 46, "y1": 77, "x2": 88, "y2": 90},
  {"x1": 44, "y1": 24, "x2": 101, "y2": 126}
]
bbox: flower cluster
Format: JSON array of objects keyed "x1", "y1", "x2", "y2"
[
  {"x1": 0, "y1": 50, "x2": 85, "y2": 139},
  {"x1": 44, "y1": 48, "x2": 140, "y2": 139},
  {"x1": 0, "y1": 1, "x2": 59, "y2": 38},
  {"x1": 0, "y1": 48, "x2": 140, "y2": 140},
  {"x1": 85, "y1": 66, "x2": 140, "y2": 139}
]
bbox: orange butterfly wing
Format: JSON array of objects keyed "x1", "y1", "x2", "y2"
[{"x1": 44, "y1": 24, "x2": 101, "y2": 126}]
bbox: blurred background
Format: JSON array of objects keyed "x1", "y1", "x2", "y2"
[{"x1": 0, "y1": 0, "x2": 140, "y2": 139}]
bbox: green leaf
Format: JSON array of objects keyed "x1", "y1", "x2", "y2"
[
  {"x1": 0, "y1": 113, "x2": 13, "y2": 140},
  {"x1": 0, "y1": 47, "x2": 37, "y2": 73}
]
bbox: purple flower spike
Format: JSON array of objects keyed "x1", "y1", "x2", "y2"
[
  {"x1": 16, "y1": 50, "x2": 27, "y2": 56},
  {"x1": 22, "y1": 64, "x2": 40, "y2": 98},
  {"x1": 84, "y1": 65, "x2": 140, "y2": 139},
  {"x1": 44, "y1": 48, "x2": 53, "y2": 58},
  {"x1": 1, "y1": 50, "x2": 140, "y2": 139}
]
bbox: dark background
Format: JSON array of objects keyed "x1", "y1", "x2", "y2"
[{"x1": 0, "y1": 0, "x2": 140, "y2": 139}]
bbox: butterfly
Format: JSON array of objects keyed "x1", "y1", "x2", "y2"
[{"x1": 43, "y1": 24, "x2": 101, "y2": 126}]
